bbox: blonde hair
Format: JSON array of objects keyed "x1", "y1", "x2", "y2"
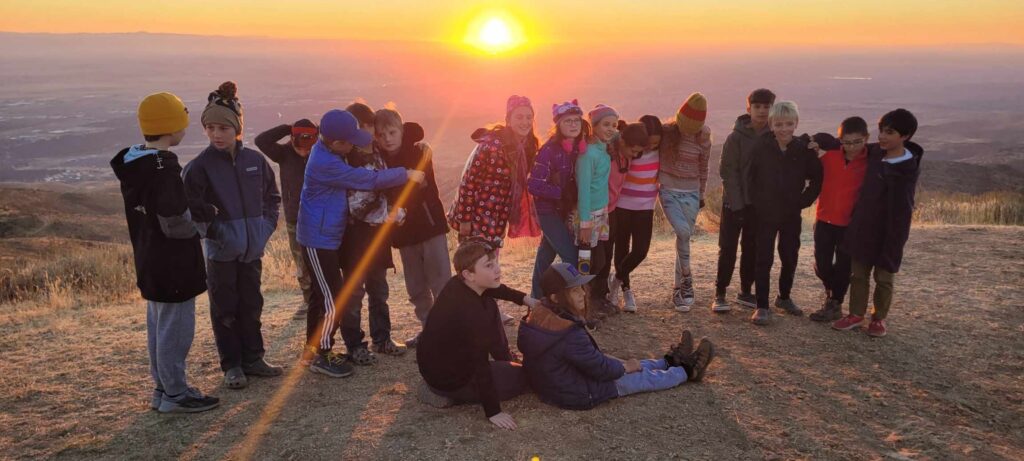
[
  {"x1": 769, "y1": 100, "x2": 799, "y2": 121},
  {"x1": 374, "y1": 108, "x2": 403, "y2": 130}
]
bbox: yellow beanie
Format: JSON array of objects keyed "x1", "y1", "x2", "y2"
[
  {"x1": 138, "y1": 92, "x2": 189, "y2": 136},
  {"x1": 675, "y1": 92, "x2": 707, "y2": 136}
]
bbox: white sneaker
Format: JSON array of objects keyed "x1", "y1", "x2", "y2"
[
  {"x1": 673, "y1": 289, "x2": 691, "y2": 312},
  {"x1": 623, "y1": 289, "x2": 637, "y2": 312},
  {"x1": 608, "y1": 272, "x2": 622, "y2": 307}
]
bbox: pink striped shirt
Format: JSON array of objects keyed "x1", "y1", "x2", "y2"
[{"x1": 616, "y1": 150, "x2": 660, "y2": 211}]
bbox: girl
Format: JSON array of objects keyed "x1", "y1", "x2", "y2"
[
  {"x1": 610, "y1": 115, "x2": 663, "y2": 312},
  {"x1": 575, "y1": 104, "x2": 617, "y2": 317},
  {"x1": 450, "y1": 95, "x2": 541, "y2": 248},
  {"x1": 527, "y1": 99, "x2": 591, "y2": 298},
  {"x1": 599, "y1": 121, "x2": 649, "y2": 309}
]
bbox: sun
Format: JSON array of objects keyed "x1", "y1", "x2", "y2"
[{"x1": 463, "y1": 12, "x2": 525, "y2": 54}]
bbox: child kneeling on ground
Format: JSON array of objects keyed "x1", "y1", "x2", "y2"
[{"x1": 517, "y1": 262, "x2": 716, "y2": 410}]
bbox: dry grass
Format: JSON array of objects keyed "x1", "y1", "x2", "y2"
[{"x1": 0, "y1": 226, "x2": 1021, "y2": 460}]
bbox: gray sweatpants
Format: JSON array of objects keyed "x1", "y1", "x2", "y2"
[
  {"x1": 147, "y1": 298, "x2": 196, "y2": 397},
  {"x1": 398, "y1": 233, "x2": 452, "y2": 325}
]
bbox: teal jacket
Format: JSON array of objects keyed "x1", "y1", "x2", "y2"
[{"x1": 575, "y1": 142, "x2": 610, "y2": 224}]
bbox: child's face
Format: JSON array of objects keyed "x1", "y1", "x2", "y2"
[
  {"x1": 770, "y1": 117, "x2": 797, "y2": 144},
  {"x1": 375, "y1": 124, "x2": 403, "y2": 153},
  {"x1": 593, "y1": 116, "x2": 619, "y2": 143},
  {"x1": 877, "y1": 126, "x2": 909, "y2": 152},
  {"x1": 748, "y1": 102, "x2": 772, "y2": 126},
  {"x1": 558, "y1": 115, "x2": 583, "y2": 139},
  {"x1": 462, "y1": 254, "x2": 502, "y2": 290},
  {"x1": 204, "y1": 123, "x2": 237, "y2": 151},
  {"x1": 623, "y1": 143, "x2": 644, "y2": 158},
  {"x1": 839, "y1": 133, "x2": 867, "y2": 157},
  {"x1": 508, "y1": 106, "x2": 534, "y2": 138},
  {"x1": 566, "y1": 285, "x2": 586, "y2": 315},
  {"x1": 645, "y1": 135, "x2": 661, "y2": 151}
]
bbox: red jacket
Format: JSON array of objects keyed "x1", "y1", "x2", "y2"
[{"x1": 816, "y1": 148, "x2": 868, "y2": 226}]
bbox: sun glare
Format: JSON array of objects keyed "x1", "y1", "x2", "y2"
[{"x1": 464, "y1": 12, "x2": 525, "y2": 54}]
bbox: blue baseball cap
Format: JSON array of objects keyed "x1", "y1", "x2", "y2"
[
  {"x1": 541, "y1": 262, "x2": 596, "y2": 297},
  {"x1": 319, "y1": 109, "x2": 372, "y2": 147}
]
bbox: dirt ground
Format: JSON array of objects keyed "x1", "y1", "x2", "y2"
[{"x1": 1, "y1": 225, "x2": 1022, "y2": 460}]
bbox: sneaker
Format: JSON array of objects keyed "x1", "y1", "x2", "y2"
[
  {"x1": 243, "y1": 358, "x2": 283, "y2": 377},
  {"x1": 158, "y1": 388, "x2": 220, "y2": 414},
  {"x1": 622, "y1": 289, "x2": 637, "y2": 313},
  {"x1": 416, "y1": 380, "x2": 454, "y2": 408},
  {"x1": 372, "y1": 339, "x2": 408, "y2": 356},
  {"x1": 223, "y1": 367, "x2": 247, "y2": 390},
  {"x1": 809, "y1": 299, "x2": 843, "y2": 322},
  {"x1": 680, "y1": 276, "x2": 696, "y2": 306},
  {"x1": 711, "y1": 294, "x2": 731, "y2": 313},
  {"x1": 866, "y1": 318, "x2": 887, "y2": 337},
  {"x1": 608, "y1": 273, "x2": 623, "y2": 307},
  {"x1": 348, "y1": 345, "x2": 378, "y2": 366},
  {"x1": 405, "y1": 332, "x2": 421, "y2": 349},
  {"x1": 774, "y1": 296, "x2": 804, "y2": 316},
  {"x1": 750, "y1": 308, "x2": 771, "y2": 326},
  {"x1": 672, "y1": 289, "x2": 691, "y2": 313},
  {"x1": 309, "y1": 351, "x2": 355, "y2": 378},
  {"x1": 688, "y1": 339, "x2": 716, "y2": 383},
  {"x1": 832, "y1": 314, "x2": 865, "y2": 331},
  {"x1": 736, "y1": 292, "x2": 756, "y2": 309},
  {"x1": 150, "y1": 389, "x2": 163, "y2": 411}
]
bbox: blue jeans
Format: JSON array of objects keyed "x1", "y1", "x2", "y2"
[
  {"x1": 614, "y1": 358, "x2": 688, "y2": 397},
  {"x1": 659, "y1": 189, "x2": 701, "y2": 288},
  {"x1": 531, "y1": 212, "x2": 579, "y2": 298}
]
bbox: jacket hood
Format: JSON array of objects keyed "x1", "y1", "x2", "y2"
[
  {"x1": 892, "y1": 140, "x2": 925, "y2": 173},
  {"x1": 518, "y1": 302, "x2": 584, "y2": 358},
  {"x1": 471, "y1": 125, "x2": 509, "y2": 143},
  {"x1": 732, "y1": 114, "x2": 762, "y2": 140},
  {"x1": 111, "y1": 145, "x2": 172, "y2": 186},
  {"x1": 401, "y1": 122, "x2": 425, "y2": 147}
]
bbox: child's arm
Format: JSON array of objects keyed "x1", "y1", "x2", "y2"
[
  {"x1": 181, "y1": 160, "x2": 219, "y2": 239},
  {"x1": 576, "y1": 151, "x2": 594, "y2": 238},
  {"x1": 453, "y1": 144, "x2": 490, "y2": 231},
  {"x1": 153, "y1": 166, "x2": 198, "y2": 239},
  {"x1": 310, "y1": 156, "x2": 409, "y2": 192},
  {"x1": 698, "y1": 128, "x2": 711, "y2": 199},
  {"x1": 719, "y1": 133, "x2": 744, "y2": 210},
  {"x1": 261, "y1": 158, "x2": 281, "y2": 227},
  {"x1": 254, "y1": 124, "x2": 293, "y2": 164},
  {"x1": 467, "y1": 326, "x2": 505, "y2": 419},
  {"x1": 527, "y1": 146, "x2": 563, "y2": 200},
  {"x1": 801, "y1": 149, "x2": 824, "y2": 208},
  {"x1": 563, "y1": 329, "x2": 627, "y2": 381},
  {"x1": 483, "y1": 285, "x2": 527, "y2": 305}
]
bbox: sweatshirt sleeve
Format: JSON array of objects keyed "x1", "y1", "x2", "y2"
[
  {"x1": 483, "y1": 284, "x2": 527, "y2": 305},
  {"x1": 310, "y1": 155, "x2": 408, "y2": 191},
  {"x1": 467, "y1": 321, "x2": 503, "y2": 418},
  {"x1": 181, "y1": 159, "x2": 218, "y2": 239},
  {"x1": 576, "y1": 150, "x2": 594, "y2": 225},
  {"x1": 719, "y1": 133, "x2": 744, "y2": 210},
  {"x1": 453, "y1": 144, "x2": 488, "y2": 223},
  {"x1": 254, "y1": 124, "x2": 294, "y2": 164},
  {"x1": 527, "y1": 146, "x2": 563, "y2": 201},
  {"x1": 563, "y1": 329, "x2": 627, "y2": 382},
  {"x1": 699, "y1": 135, "x2": 711, "y2": 198},
  {"x1": 879, "y1": 160, "x2": 920, "y2": 272},
  {"x1": 262, "y1": 157, "x2": 281, "y2": 228},
  {"x1": 153, "y1": 165, "x2": 198, "y2": 239},
  {"x1": 801, "y1": 150, "x2": 824, "y2": 208}
]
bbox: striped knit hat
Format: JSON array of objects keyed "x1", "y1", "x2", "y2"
[
  {"x1": 588, "y1": 104, "x2": 618, "y2": 125},
  {"x1": 676, "y1": 92, "x2": 707, "y2": 135}
]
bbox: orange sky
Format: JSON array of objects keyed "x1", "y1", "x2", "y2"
[{"x1": 2, "y1": 0, "x2": 1023, "y2": 49}]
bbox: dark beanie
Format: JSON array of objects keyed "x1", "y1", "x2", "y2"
[{"x1": 620, "y1": 123, "x2": 648, "y2": 147}]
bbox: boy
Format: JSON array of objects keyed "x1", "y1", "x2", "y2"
[
  {"x1": 713, "y1": 88, "x2": 776, "y2": 313},
  {"x1": 255, "y1": 118, "x2": 319, "y2": 319},
  {"x1": 336, "y1": 103, "x2": 407, "y2": 363},
  {"x1": 375, "y1": 108, "x2": 452, "y2": 348},
  {"x1": 832, "y1": 109, "x2": 923, "y2": 337},
  {"x1": 297, "y1": 109, "x2": 424, "y2": 377},
  {"x1": 658, "y1": 93, "x2": 711, "y2": 312},
  {"x1": 518, "y1": 263, "x2": 716, "y2": 410},
  {"x1": 183, "y1": 81, "x2": 283, "y2": 389},
  {"x1": 415, "y1": 238, "x2": 538, "y2": 431},
  {"x1": 807, "y1": 117, "x2": 870, "y2": 322},
  {"x1": 748, "y1": 101, "x2": 823, "y2": 326},
  {"x1": 111, "y1": 92, "x2": 218, "y2": 413}
]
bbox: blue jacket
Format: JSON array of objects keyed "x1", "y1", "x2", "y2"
[
  {"x1": 517, "y1": 303, "x2": 625, "y2": 410},
  {"x1": 183, "y1": 142, "x2": 280, "y2": 263},
  {"x1": 528, "y1": 138, "x2": 579, "y2": 217},
  {"x1": 297, "y1": 140, "x2": 408, "y2": 250}
]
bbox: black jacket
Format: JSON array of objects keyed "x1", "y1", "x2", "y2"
[
  {"x1": 382, "y1": 122, "x2": 449, "y2": 248},
  {"x1": 255, "y1": 124, "x2": 307, "y2": 224},
  {"x1": 749, "y1": 133, "x2": 823, "y2": 223},
  {"x1": 843, "y1": 141, "x2": 924, "y2": 273},
  {"x1": 720, "y1": 114, "x2": 769, "y2": 210},
  {"x1": 416, "y1": 277, "x2": 526, "y2": 417},
  {"x1": 111, "y1": 145, "x2": 207, "y2": 303}
]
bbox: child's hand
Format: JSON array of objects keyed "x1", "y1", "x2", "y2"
[
  {"x1": 489, "y1": 412, "x2": 517, "y2": 430},
  {"x1": 523, "y1": 296, "x2": 540, "y2": 309},
  {"x1": 578, "y1": 227, "x2": 592, "y2": 246},
  {"x1": 624, "y1": 359, "x2": 642, "y2": 373},
  {"x1": 407, "y1": 170, "x2": 426, "y2": 184}
]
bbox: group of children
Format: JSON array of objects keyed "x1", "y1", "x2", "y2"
[{"x1": 113, "y1": 84, "x2": 922, "y2": 426}]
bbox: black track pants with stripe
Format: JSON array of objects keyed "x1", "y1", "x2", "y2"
[{"x1": 302, "y1": 246, "x2": 345, "y2": 353}]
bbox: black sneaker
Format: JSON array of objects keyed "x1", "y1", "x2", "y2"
[
  {"x1": 711, "y1": 294, "x2": 731, "y2": 313},
  {"x1": 158, "y1": 388, "x2": 220, "y2": 413},
  {"x1": 774, "y1": 296, "x2": 804, "y2": 316},
  {"x1": 224, "y1": 367, "x2": 247, "y2": 390},
  {"x1": 348, "y1": 345, "x2": 378, "y2": 366},
  {"x1": 688, "y1": 339, "x2": 716, "y2": 382},
  {"x1": 372, "y1": 339, "x2": 408, "y2": 356},
  {"x1": 736, "y1": 292, "x2": 756, "y2": 309},
  {"x1": 751, "y1": 308, "x2": 771, "y2": 326},
  {"x1": 243, "y1": 358, "x2": 283, "y2": 377},
  {"x1": 809, "y1": 299, "x2": 842, "y2": 322},
  {"x1": 309, "y1": 351, "x2": 355, "y2": 378}
]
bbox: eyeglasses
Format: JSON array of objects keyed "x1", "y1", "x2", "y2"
[{"x1": 561, "y1": 118, "x2": 583, "y2": 125}]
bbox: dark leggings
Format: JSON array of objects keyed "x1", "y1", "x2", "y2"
[{"x1": 613, "y1": 208, "x2": 654, "y2": 289}]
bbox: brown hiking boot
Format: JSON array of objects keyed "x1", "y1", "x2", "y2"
[{"x1": 809, "y1": 299, "x2": 843, "y2": 322}]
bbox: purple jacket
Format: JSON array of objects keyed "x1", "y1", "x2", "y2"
[
  {"x1": 528, "y1": 138, "x2": 579, "y2": 217},
  {"x1": 517, "y1": 304, "x2": 625, "y2": 410}
]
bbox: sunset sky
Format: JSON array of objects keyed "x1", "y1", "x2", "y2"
[{"x1": 2, "y1": 0, "x2": 1023, "y2": 50}]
